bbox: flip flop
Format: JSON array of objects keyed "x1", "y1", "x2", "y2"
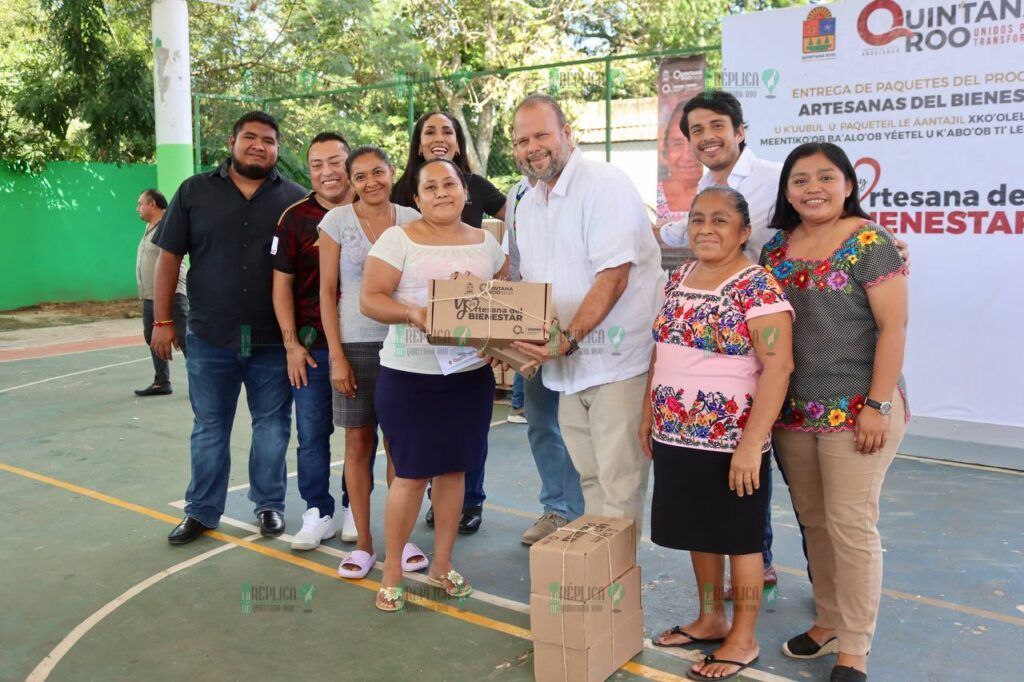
[
  {"x1": 426, "y1": 569, "x2": 472, "y2": 598},
  {"x1": 652, "y1": 626, "x2": 726, "y2": 648},
  {"x1": 401, "y1": 542, "x2": 429, "y2": 572},
  {"x1": 687, "y1": 654, "x2": 759, "y2": 681},
  {"x1": 337, "y1": 550, "x2": 376, "y2": 579},
  {"x1": 375, "y1": 586, "x2": 404, "y2": 612}
]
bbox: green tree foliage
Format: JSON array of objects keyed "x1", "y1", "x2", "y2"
[{"x1": 1, "y1": 0, "x2": 806, "y2": 174}]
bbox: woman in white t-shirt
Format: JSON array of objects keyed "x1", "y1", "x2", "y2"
[
  {"x1": 362, "y1": 158, "x2": 508, "y2": 612},
  {"x1": 318, "y1": 146, "x2": 422, "y2": 581}
]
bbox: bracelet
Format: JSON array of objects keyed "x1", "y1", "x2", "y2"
[
  {"x1": 404, "y1": 307, "x2": 412, "y2": 325},
  {"x1": 153, "y1": 320, "x2": 175, "y2": 328}
]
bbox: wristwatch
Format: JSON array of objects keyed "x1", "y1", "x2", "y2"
[
  {"x1": 563, "y1": 331, "x2": 580, "y2": 357},
  {"x1": 864, "y1": 397, "x2": 892, "y2": 415}
]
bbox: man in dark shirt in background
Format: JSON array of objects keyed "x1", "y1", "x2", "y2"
[
  {"x1": 270, "y1": 132, "x2": 354, "y2": 550},
  {"x1": 152, "y1": 111, "x2": 307, "y2": 545}
]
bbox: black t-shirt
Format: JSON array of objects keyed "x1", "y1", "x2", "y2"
[
  {"x1": 155, "y1": 161, "x2": 307, "y2": 351},
  {"x1": 391, "y1": 172, "x2": 505, "y2": 227}
]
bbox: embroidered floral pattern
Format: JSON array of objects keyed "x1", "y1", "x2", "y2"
[
  {"x1": 779, "y1": 394, "x2": 866, "y2": 430},
  {"x1": 763, "y1": 223, "x2": 888, "y2": 295},
  {"x1": 652, "y1": 266, "x2": 787, "y2": 356},
  {"x1": 652, "y1": 385, "x2": 754, "y2": 448}
]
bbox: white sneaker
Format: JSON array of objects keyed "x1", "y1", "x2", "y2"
[
  {"x1": 340, "y1": 507, "x2": 358, "y2": 543},
  {"x1": 290, "y1": 508, "x2": 336, "y2": 550}
]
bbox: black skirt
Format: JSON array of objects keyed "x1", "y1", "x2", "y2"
[
  {"x1": 375, "y1": 364, "x2": 495, "y2": 479},
  {"x1": 650, "y1": 440, "x2": 769, "y2": 555}
]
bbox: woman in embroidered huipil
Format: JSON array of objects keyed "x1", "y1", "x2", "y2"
[
  {"x1": 640, "y1": 187, "x2": 795, "y2": 681},
  {"x1": 761, "y1": 143, "x2": 908, "y2": 682}
]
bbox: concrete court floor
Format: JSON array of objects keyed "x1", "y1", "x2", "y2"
[{"x1": 1, "y1": 342, "x2": 1022, "y2": 682}]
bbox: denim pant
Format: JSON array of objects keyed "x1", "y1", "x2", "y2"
[
  {"x1": 292, "y1": 348, "x2": 336, "y2": 518},
  {"x1": 525, "y1": 366, "x2": 584, "y2": 519},
  {"x1": 183, "y1": 331, "x2": 292, "y2": 528},
  {"x1": 511, "y1": 372, "x2": 525, "y2": 409},
  {"x1": 142, "y1": 295, "x2": 188, "y2": 385}
]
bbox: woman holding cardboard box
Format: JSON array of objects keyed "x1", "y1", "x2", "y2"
[
  {"x1": 361, "y1": 158, "x2": 508, "y2": 612},
  {"x1": 639, "y1": 187, "x2": 794, "y2": 681},
  {"x1": 391, "y1": 110, "x2": 508, "y2": 535}
]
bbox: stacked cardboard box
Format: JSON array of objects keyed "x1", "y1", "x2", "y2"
[
  {"x1": 426, "y1": 273, "x2": 553, "y2": 379},
  {"x1": 529, "y1": 516, "x2": 644, "y2": 682},
  {"x1": 493, "y1": 364, "x2": 514, "y2": 388}
]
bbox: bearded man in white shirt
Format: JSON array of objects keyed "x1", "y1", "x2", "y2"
[{"x1": 509, "y1": 93, "x2": 666, "y2": 533}]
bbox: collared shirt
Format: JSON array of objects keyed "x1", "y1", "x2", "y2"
[
  {"x1": 271, "y1": 193, "x2": 330, "y2": 349},
  {"x1": 659, "y1": 147, "x2": 783, "y2": 259},
  {"x1": 155, "y1": 160, "x2": 307, "y2": 351},
  {"x1": 516, "y1": 148, "x2": 667, "y2": 395},
  {"x1": 136, "y1": 218, "x2": 186, "y2": 300}
]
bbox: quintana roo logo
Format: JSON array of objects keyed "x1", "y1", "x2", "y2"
[
  {"x1": 857, "y1": 0, "x2": 913, "y2": 46},
  {"x1": 803, "y1": 6, "x2": 837, "y2": 54}
]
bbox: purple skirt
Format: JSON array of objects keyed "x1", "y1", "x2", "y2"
[{"x1": 375, "y1": 365, "x2": 495, "y2": 479}]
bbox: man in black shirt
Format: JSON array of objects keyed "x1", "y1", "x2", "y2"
[{"x1": 152, "y1": 111, "x2": 307, "y2": 545}]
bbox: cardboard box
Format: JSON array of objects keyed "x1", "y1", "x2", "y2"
[
  {"x1": 530, "y1": 516, "x2": 637, "y2": 597},
  {"x1": 427, "y1": 274, "x2": 552, "y2": 346},
  {"x1": 531, "y1": 565, "x2": 642, "y2": 650},
  {"x1": 426, "y1": 273, "x2": 551, "y2": 379},
  {"x1": 481, "y1": 218, "x2": 505, "y2": 245},
  {"x1": 532, "y1": 572, "x2": 644, "y2": 682}
]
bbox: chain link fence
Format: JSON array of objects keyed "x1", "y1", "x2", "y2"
[{"x1": 192, "y1": 48, "x2": 719, "y2": 198}]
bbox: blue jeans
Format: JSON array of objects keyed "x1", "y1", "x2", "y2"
[
  {"x1": 525, "y1": 366, "x2": 584, "y2": 519},
  {"x1": 511, "y1": 372, "x2": 525, "y2": 409},
  {"x1": 183, "y1": 332, "x2": 292, "y2": 528},
  {"x1": 292, "y1": 348, "x2": 335, "y2": 518}
]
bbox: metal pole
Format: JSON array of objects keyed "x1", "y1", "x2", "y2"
[
  {"x1": 151, "y1": 0, "x2": 194, "y2": 195},
  {"x1": 604, "y1": 56, "x2": 612, "y2": 163},
  {"x1": 406, "y1": 74, "x2": 416, "y2": 140},
  {"x1": 192, "y1": 94, "x2": 201, "y2": 173}
]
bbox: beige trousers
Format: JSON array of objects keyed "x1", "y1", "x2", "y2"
[
  {"x1": 774, "y1": 391, "x2": 907, "y2": 655},
  {"x1": 557, "y1": 373, "x2": 651, "y2": 535}
]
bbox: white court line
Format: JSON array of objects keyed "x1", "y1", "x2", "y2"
[
  {"x1": 167, "y1": 501, "x2": 796, "y2": 682},
  {"x1": 26, "y1": 533, "x2": 260, "y2": 682},
  {"x1": 0, "y1": 357, "x2": 150, "y2": 394}
]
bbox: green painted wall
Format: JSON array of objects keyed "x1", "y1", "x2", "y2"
[{"x1": 0, "y1": 161, "x2": 158, "y2": 310}]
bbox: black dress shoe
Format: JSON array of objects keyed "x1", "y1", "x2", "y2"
[
  {"x1": 830, "y1": 665, "x2": 867, "y2": 682},
  {"x1": 258, "y1": 510, "x2": 286, "y2": 537},
  {"x1": 135, "y1": 383, "x2": 172, "y2": 397},
  {"x1": 168, "y1": 517, "x2": 209, "y2": 545},
  {"x1": 458, "y1": 506, "x2": 483, "y2": 535},
  {"x1": 425, "y1": 505, "x2": 435, "y2": 528}
]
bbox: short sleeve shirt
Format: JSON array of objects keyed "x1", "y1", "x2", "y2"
[
  {"x1": 318, "y1": 203, "x2": 421, "y2": 343},
  {"x1": 367, "y1": 227, "x2": 506, "y2": 375},
  {"x1": 271, "y1": 193, "x2": 329, "y2": 349},
  {"x1": 651, "y1": 262, "x2": 793, "y2": 453},
  {"x1": 155, "y1": 161, "x2": 307, "y2": 351},
  {"x1": 515, "y1": 148, "x2": 668, "y2": 395},
  {"x1": 760, "y1": 221, "x2": 909, "y2": 432}
]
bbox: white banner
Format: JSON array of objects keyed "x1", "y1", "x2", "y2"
[{"x1": 724, "y1": 0, "x2": 1024, "y2": 428}]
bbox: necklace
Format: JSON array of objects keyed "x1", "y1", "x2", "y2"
[{"x1": 355, "y1": 201, "x2": 395, "y2": 243}]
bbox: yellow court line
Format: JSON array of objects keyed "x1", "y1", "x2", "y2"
[{"x1": 0, "y1": 462, "x2": 688, "y2": 682}]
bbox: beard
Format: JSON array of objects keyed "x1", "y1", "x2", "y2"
[
  {"x1": 517, "y1": 140, "x2": 572, "y2": 183},
  {"x1": 231, "y1": 153, "x2": 273, "y2": 180}
]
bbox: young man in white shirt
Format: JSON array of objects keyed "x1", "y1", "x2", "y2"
[
  {"x1": 509, "y1": 94, "x2": 666, "y2": 533},
  {"x1": 658, "y1": 90, "x2": 782, "y2": 259}
]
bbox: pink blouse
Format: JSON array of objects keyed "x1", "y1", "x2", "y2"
[{"x1": 650, "y1": 262, "x2": 793, "y2": 454}]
